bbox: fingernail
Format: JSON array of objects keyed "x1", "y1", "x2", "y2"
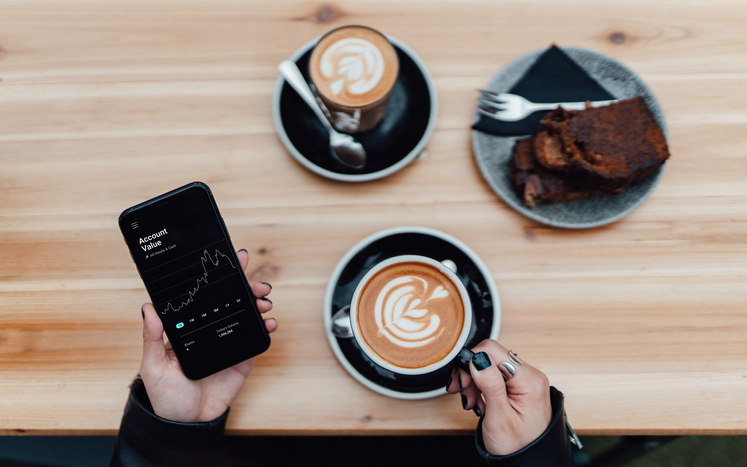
[
  {"x1": 472, "y1": 352, "x2": 492, "y2": 371},
  {"x1": 500, "y1": 362, "x2": 516, "y2": 379},
  {"x1": 473, "y1": 406, "x2": 483, "y2": 417},
  {"x1": 445, "y1": 376, "x2": 452, "y2": 391},
  {"x1": 260, "y1": 297, "x2": 272, "y2": 304},
  {"x1": 239, "y1": 249, "x2": 248, "y2": 254},
  {"x1": 261, "y1": 282, "x2": 272, "y2": 290},
  {"x1": 457, "y1": 374, "x2": 462, "y2": 390},
  {"x1": 461, "y1": 394, "x2": 468, "y2": 410},
  {"x1": 141, "y1": 307, "x2": 144, "y2": 320}
]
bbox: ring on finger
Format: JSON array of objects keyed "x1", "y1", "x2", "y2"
[
  {"x1": 508, "y1": 350, "x2": 523, "y2": 366},
  {"x1": 499, "y1": 362, "x2": 516, "y2": 381}
]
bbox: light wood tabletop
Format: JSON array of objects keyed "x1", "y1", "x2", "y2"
[{"x1": 1, "y1": 0, "x2": 746, "y2": 436}]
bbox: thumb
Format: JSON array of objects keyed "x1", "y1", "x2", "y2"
[
  {"x1": 141, "y1": 303, "x2": 167, "y2": 364},
  {"x1": 470, "y1": 351, "x2": 513, "y2": 416}
]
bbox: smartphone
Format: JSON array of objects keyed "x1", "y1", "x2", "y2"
[{"x1": 119, "y1": 182, "x2": 270, "y2": 380}]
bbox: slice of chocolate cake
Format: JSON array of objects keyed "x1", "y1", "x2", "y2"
[
  {"x1": 532, "y1": 96, "x2": 670, "y2": 194},
  {"x1": 510, "y1": 137, "x2": 601, "y2": 207}
]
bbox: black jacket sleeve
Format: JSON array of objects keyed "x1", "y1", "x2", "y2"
[
  {"x1": 110, "y1": 378, "x2": 229, "y2": 467},
  {"x1": 111, "y1": 379, "x2": 575, "y2": 466},
  {"x1": 475, "y1": 386, "x2": 576, "y2": 467}
]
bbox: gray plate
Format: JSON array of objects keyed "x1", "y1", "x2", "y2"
[{"x1": 471, "y1": 47, "x2": 668, "y2": 229}]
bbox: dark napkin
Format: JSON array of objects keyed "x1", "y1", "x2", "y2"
[{"x1": 472, "y1": 45, "x2": 615, "y2": 136}]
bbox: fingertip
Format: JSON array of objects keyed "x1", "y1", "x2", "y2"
[
  {"x1": 250, "y1": 281, "x2": 272, "y2": 299},
  {"x1": 445, "y1": 369, "x2": 457, "y2": 393},
  {"x1": 141, "y1": 303, "x2": 163, "y2": 336},
  {"x1": 469, "y1": 357, "x2": 507, "y2": 402},
  {"x1": 142, "y1": 302, "x2": 156, "y2": 318},
  {"x1": 457, "y1": 367, "x2": 474, "y2": 392},
  {"x1": 265, "y1": 317, "x2": 278, "y2": 333},
  {"x1": 459, "y1": 384, "x2": 480, "y2": 411},
  {"x1": 237, "y1": 249, "x2": 249, "y2": 270},
  {"x1": 472, "y1": 351, "x2": 493, "y2": 372},
  {"x1": 141, "y1": 303, "x2": 167, "y2": 365},
  {"x1": 257, "y1": 297, "x2": 273, "y2": 313}
]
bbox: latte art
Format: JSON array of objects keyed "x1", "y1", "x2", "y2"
[
  {"x1": 375, "y1": 276, "x2": 449, "y2": 348},
  {"x1": 355, "y1": 261, "x2": 466, "y2": 370},
  {"x1": 309, "y1": 25, "x2": 399, "y2": 110},
  {"x1": 320, "y1": 38, "x2": 385, "y2": 96}
]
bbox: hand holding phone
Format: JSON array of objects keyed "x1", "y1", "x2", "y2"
[
  {"x1": 140, "y1": 249, "x2": 277, "y2": 423},
  {"x1": 120, "y1": 182, "x2": 272, "y2": 381}
]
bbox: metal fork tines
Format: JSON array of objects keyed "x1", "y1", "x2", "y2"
[{"x1": 478, "y1": 90, "x2": 617, "y2": 122}]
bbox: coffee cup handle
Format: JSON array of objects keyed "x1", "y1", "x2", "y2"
[{"x1": 450, "y1": 347, "x2": 475, "y2": 373}]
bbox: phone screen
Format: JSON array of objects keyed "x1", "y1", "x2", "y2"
[{"x1": 119, "y1": 182, "x2": 270, "y2": 379}]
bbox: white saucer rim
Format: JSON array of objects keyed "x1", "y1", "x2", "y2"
[
  {"x1": 323, "y1": 226, "x2": 501, "y2": 400},
  {"x1": 272, "y1": 35, "x2": 438, "y2": 183}
]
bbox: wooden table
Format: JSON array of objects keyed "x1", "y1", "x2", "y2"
[{"x1": 1, "y1": 0, "x2": 746, "y2": 436}]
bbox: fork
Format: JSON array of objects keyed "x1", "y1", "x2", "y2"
[{"x1": 478, "y1": 90, "x2": 617, "y2": 122}]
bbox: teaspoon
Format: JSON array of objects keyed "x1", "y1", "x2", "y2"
[
  {"x1": 331, "y1": 305, "x2": 353, "y2": 339},
  {"x1": 278, "y1": 60, "x2": 367, "y2": 169}
]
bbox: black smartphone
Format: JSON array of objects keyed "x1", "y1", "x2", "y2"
[{"x1": 119, "y1": 182, "x2": 270, "y2": 380}]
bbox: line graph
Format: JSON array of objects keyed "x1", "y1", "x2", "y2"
[{"x1": 159, "y1": 249, "x2": 237, "y2": 315}]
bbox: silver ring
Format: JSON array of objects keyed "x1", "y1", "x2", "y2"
[
  {"x1": 499, "y1": 362, "x2": 516, "y2": 380},
  {"x1": 508, "y1": 350, "x2": 523, "y2": 366}
]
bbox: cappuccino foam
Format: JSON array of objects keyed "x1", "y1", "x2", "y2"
[
  {"x1": 309, "y1": 26, "x2": 399, "y2": 108},
  {"x1": 356, "y1": 261, "x2": 465, "y2": 369}
]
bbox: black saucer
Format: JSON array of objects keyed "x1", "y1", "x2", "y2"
[
  {"x1": 273, "y1": 37, "x2": 437, "y2": 182},
  {"x1": 324, "y1": 227, "x2": 500, "y2": 398}
]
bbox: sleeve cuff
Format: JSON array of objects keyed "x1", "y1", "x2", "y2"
[
  {"x1": 110, "y1": 378, "x2": 229, "y2": 466},
  {"x1": 475, "y1": 386, "x2": 575, "y2": 467}
]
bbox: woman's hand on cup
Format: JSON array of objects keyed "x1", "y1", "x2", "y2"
[
  {"x1": 139, "y1": 248, "x2": 277, "y2": 423},
  {"x1": 445, "y1": 339, "x2": 552, "y2": 456}
]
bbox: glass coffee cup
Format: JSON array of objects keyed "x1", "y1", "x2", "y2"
[
  {"x1": 350, "y1": 255, "x2": 473, "y2": 376},
  {"x1": 308, "y1": 25, "x2": 399, "y2": 133}
]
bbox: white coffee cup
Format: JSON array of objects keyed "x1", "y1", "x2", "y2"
[{"x1": 349, "y1": 255, "x2": 473, "y2": 376}]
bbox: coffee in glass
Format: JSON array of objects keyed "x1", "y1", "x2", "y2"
[{"x1": 309, "y1": 25, "x2": 399, "y2": 133}]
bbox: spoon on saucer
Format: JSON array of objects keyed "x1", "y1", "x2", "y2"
[
  {"x1": 278, "y1": 60, "x2": 367, "y2": 169},
  {"x1": 331, "y1": 305, "x2": 353, "y2": 339}
]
